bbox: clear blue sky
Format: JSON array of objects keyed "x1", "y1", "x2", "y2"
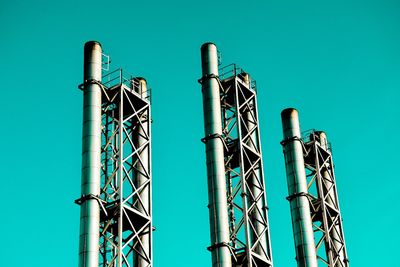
[{"x1": 1, "y1": 0, "x2": 399, "y2": 266}]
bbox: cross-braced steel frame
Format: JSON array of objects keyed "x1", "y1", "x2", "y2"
[
  {"x1": 207, "y1": 64, "x2": 273, "y2": 267},
  {"x1": 301, "y1": 130, "x2": 349, "y2": 267},
  {"x1": 98, "y1": 70, "x2": 152, "y2": 267}
]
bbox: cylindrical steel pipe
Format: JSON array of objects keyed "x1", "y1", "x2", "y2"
[
  {"x1": 200, "y1": 42, "x2": 232, "y2": 267},
  {"x1": 79, "y1": 41, "x2": 102, "y2": 267},
  {"x1": 318, "y1": 132, "x2": 347, "y2": 267},
  {"x1": 136, "y1": 78, "x2": 151, "y2": 267},
  {"x1": 281, "y1": 108, "x2": 318, "y2": 267}
]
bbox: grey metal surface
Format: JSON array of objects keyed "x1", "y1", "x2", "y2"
[
  {"x1": 200, "y1": 43, "x2": 232, "y2": 267},
  {"x1": 280, "y1": 108, "x2": 318, "y2": 267},
  {"x1": 79, "y1": 40, "x2": 102, "y2": 267}
]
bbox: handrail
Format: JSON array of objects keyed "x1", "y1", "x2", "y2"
[
  {"x1": 302, "y1": 129, "x2": 333, "y2": 152},
  {"x1": 218, "y1": 63, "x2": 257, "y2": 91},
  {"x1": 101, "y1": 68, "x2": 151, "y2": 102}
]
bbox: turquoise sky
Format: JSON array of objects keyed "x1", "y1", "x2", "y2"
[{"x1": 1, "y1": 0, "x2": 399, "y2": 266}]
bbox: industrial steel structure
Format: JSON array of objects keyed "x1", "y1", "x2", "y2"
[
  {"x1": 280, "y1": 108, "x2": 348, "y2": 267},
  {"x1": 75, "y1": 41, "x2": 349, "y2": 267},
  {"x1": 199, "y1": 43, "x2": 273, "y2": 267},
  {"x1": 76, "y1": 41, "x2": 152, "y2": 267}
]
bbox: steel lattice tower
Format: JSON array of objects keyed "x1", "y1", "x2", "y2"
[
  {"x1": 302, "y1": 130, "x2": 349, "y2": 267},
  {"x1": 77, "y1": 41, "x2": 152, "y2": 267},
  {"x1": 200, "y1": 43, "x2": 273, "y2": 267},
  {"x1": 281, "y1": 108, "x2": 348, "y2": 267}
]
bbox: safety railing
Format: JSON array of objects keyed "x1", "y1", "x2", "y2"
[
  {"x1": 102, "y1": 68, "x2": 151, "y2": 102},
  {"x1": 219, "y1": 63, "x2": 257, "y2": 91},
  {"x1": 302, "y1": 129, "x2": 332, "y2": 152},
  {"x1": 102, "y1": 53, "x2": 111, "y2": 71}
]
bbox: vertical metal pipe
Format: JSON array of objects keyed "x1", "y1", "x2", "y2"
[
  {"x1": 318, "y1": 132, "x2": 347, "y2": 267},
  {"x1": 200, "y1": 42, "x2": 232, "y2": 267},
  {"x1": 79, "y1": 41, "x2": 102, "y2": 267},
  {"x1": 136, "y1": 78, "x2": 151, "y2": 267},
  {"x1": 281, "y1": 108, "x2": 318, "y2": 267}
]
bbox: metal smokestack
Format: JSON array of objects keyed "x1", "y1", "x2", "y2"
[
  {"x1": 200, "y1": 43, "x2": 232, "y2": 267},
  {"x1": 281, "y1": 108, "x2": 318, "y2": 267},
  {"x1": 79, "y1": 41, "x2": 102, "y2": 267}
]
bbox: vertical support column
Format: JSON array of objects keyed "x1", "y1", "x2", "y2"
[
  {"x1": 200, "y1": 43, "x2": 232, "y2": 267},
  {"x1": 79, "y1": 41, "x2": 102, "y2": 267},
  {"x1": 281, "y1": 108, "x2": 317, "y2": 267},
  {"x1": 118, "y1": 85, "x2": 124, "y2": 267},
  {"x1": 242, "y1": 74, "x2": 269, "y2": 258},
  {"x1": 136, "y1": 78, "x2": 151, "y2": 267},
  {"x1": 318, "y1": 132, "x2": 348, "y2": 267}
]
